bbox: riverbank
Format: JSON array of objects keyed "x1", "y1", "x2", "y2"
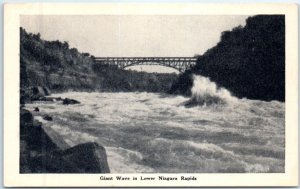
[{"x1": 20, "y1": 102, "x2": 110, "y2": 173}]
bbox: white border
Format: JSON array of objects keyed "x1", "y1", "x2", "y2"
[{"x1": 3, "y1": 3, "x2": 298, "y2": 187}]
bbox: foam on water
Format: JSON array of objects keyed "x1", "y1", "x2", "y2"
[
  {"x1": 106, "y1": 147, "x2": 155, "y2": 173},
  {"x1": 185, "y1": 75, "x2": 237, "y2": 107},
  {"x1": 26, "y1": 75, "x2": 285, "y2": 173}
]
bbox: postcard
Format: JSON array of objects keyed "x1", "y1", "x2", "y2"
[{"x1": 3, "y1": 3, "x2": 298, "y2": 187}]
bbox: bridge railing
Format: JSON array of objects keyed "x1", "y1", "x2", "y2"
[
  {"x1": 93, "y1": 57, "x2": 198, "y2": 72},
  {"x1": 94, "y1": 57, "x2": 197, "y2": 61}
]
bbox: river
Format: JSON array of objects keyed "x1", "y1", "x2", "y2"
[{"x1": 26, "y1": 75, "x2": 285, "y2": 173}]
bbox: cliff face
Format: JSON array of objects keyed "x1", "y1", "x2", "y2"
[
  {"x1": 170, "y1": 15, "x2": 285, "y2": 101},
  {"x1": 20, "y1": 28, "x2": 178, "y2": 94},
  {"x1": 20, "y1": 28, "x2": 97, "y2": 92}
]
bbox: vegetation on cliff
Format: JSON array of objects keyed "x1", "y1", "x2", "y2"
[
  {"x1": 20, "y1": 27, "x2": 178, "y2": 95},
  {"x1": 170, "y1": 15, "x2": 285, "y2": 101}
]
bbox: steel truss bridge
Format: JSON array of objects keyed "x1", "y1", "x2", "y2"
[{"x1": 93, "y1": 57, "x2": 197, "y2": 72}]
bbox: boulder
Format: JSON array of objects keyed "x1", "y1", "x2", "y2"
[
  {"x1": 42, "y1": 86, "x2": 51, "y2": 96},
  {"x1": 60, "y1": 142, "x2": 110, "y2": 173},
  {"x1": 20, "y1": 108, "x2": 110, "y2": 173},
  {"x1": 32, "y1": 86, "x2": 46, "y2": 97},
  {"x1": 34, "y1": 107, "x2": 39, "y2": 112},
  {"x1": 43, "y1": 115, "x2": 53, "y2": 121},
  {"x1": 20, "y1": 124, "x2": 60, "y2": 173},
  {"x1": 31, "y1": 86, "x2": 51, "y2": 101},
  {"x1": 56, "y1": 97, "x2": 63, "y2": 101},
  {"x1": 50, "y1": 97, "x2": 63, "y2": 101},
  {"x1": 35, "y1": 96, "x2": 61, "y2": 102},
  {"x1": 36, "y1": 96, "x2": 48, "y2": 101},
  {"x1": 32, "y1": 120, "x2": 42, "y2": 127},
  {"x1": 20, "y1": 88, "x2": 32, "y2": 104},
  {"x1": 20, "y1": 95, "x2": 26, "y2": 105},
  {"x1": 63, "y1": 98, "x2": 80, "y2": 105},
  {"x1": 20, "y1": 109, "x2": 33, "y2": 133},
  {"x1": 25, "y1": 123, "x2": 59, "y2": 153},
  {"x1": 30, "y1": 142, "x2": 110, "y2": 173}
]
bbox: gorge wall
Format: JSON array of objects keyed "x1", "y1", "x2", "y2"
[
  {"x1": 170, "y1": 15, "x2": 285, "y2": 101},
  {"x1": 20, "y1": 27, "x2": 178, "y2": 96}
]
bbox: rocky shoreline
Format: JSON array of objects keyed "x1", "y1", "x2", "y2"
[{"x1": 20, "y1": 86, "x2": 110, "y2": 173}]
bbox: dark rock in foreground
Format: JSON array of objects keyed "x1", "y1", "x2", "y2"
[
  {"x1": 20, "y1": 108, "x2": 110, "y2": 173},
  {"x1": 32, "y1": 142, "x2": 110, "y2": 173},
  {"x1": 20, "y1": 109, "x2": 33, "y2": 128},
  {"x1": 20, "y1": 109, "x2": 40, "y2": 134}
]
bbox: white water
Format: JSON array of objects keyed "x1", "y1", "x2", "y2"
[{"x1": 26, "y1": 75, "x2": 285, "y2": 173}]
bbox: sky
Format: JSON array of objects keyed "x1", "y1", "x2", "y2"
[{"x1": 21, "y1": 15, "x2": 249, "y2": 73}]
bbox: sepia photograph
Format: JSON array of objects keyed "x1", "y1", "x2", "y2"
[{"x1": 3, "y1": 3, "x2": 298, "y2": 187}]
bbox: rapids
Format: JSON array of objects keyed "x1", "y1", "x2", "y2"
[{"x1": 26, "y1": 75, "x2": 285, "y2": 173}]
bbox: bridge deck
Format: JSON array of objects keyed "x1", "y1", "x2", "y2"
[
  {"x1": 94, "y1": 57, "x2": 197, "y2": 61},
  {"x1": 93, "y1": 57, "x2": 197, "y2": 72}
]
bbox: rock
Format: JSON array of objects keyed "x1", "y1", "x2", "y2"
[
  {"x1": 36, "y1": 96, "x2": 47, "y2": 101},
  {"x1": 34, "y1": 107, "x2": 39, "y2": 112},
  {"x1": 30, "y1": 86, "x2": 52, "y2": 101},
  {"x1": 52, "y1": 97, "x2": 63, "y2": 101},
  {"x1": 60, "y1": 142, "x2": 110, "y2": 173},
  {"x1": 32, "y1": 86, "x2": 46, "y2": 97},
  {"x1": 30, "y1": 152, "x2": 81, "y2": 173},
  {"x1": 32, "y1": 120, "x2": 42, "y2": 127},
  {"x1": 32, "y1": 96, "x2": 63, "y2": 102},
  {"x1": 184, "y1": 95, "x2": 226, "y2": 107},
  {"x1": 43, "y1": 115, "x2": 53, "y2": 121},
  {"x1": 20, "y1": 108, "x2": 34, "y2": 138},
  {"x1": 50, "y1": 97, "x2": 63, "y2": 102},
  {"x1": 42, "y1": 86, "x2": 51, "y2": 96},
  {"x1": 20, "y1": 96, "x2": 26, "y2": 105},
  {"x1": 20, "y1": 88, "x2": 32, "y2": 104},
  {"x1": 20, "y1": 110, "x2": 59, "y2": 173},
  {"x1": 24, "y1": 123, "x2": 59, "y2": 153},
  {"x1": 63, "y1": 98, "x2": 80, "y2": 105},
  {"x1": 29, "y1": 142, "x2": 110, "y2": 173},
  {"x1": 20, "y1": 109, "x2": 33, "y2": 133},
  {"x1": 56, "y1": 97, "x2": 62, "y2": 101},
  {"x1": 20, "y1": 108, "x2": 110, "y2": 173}
]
